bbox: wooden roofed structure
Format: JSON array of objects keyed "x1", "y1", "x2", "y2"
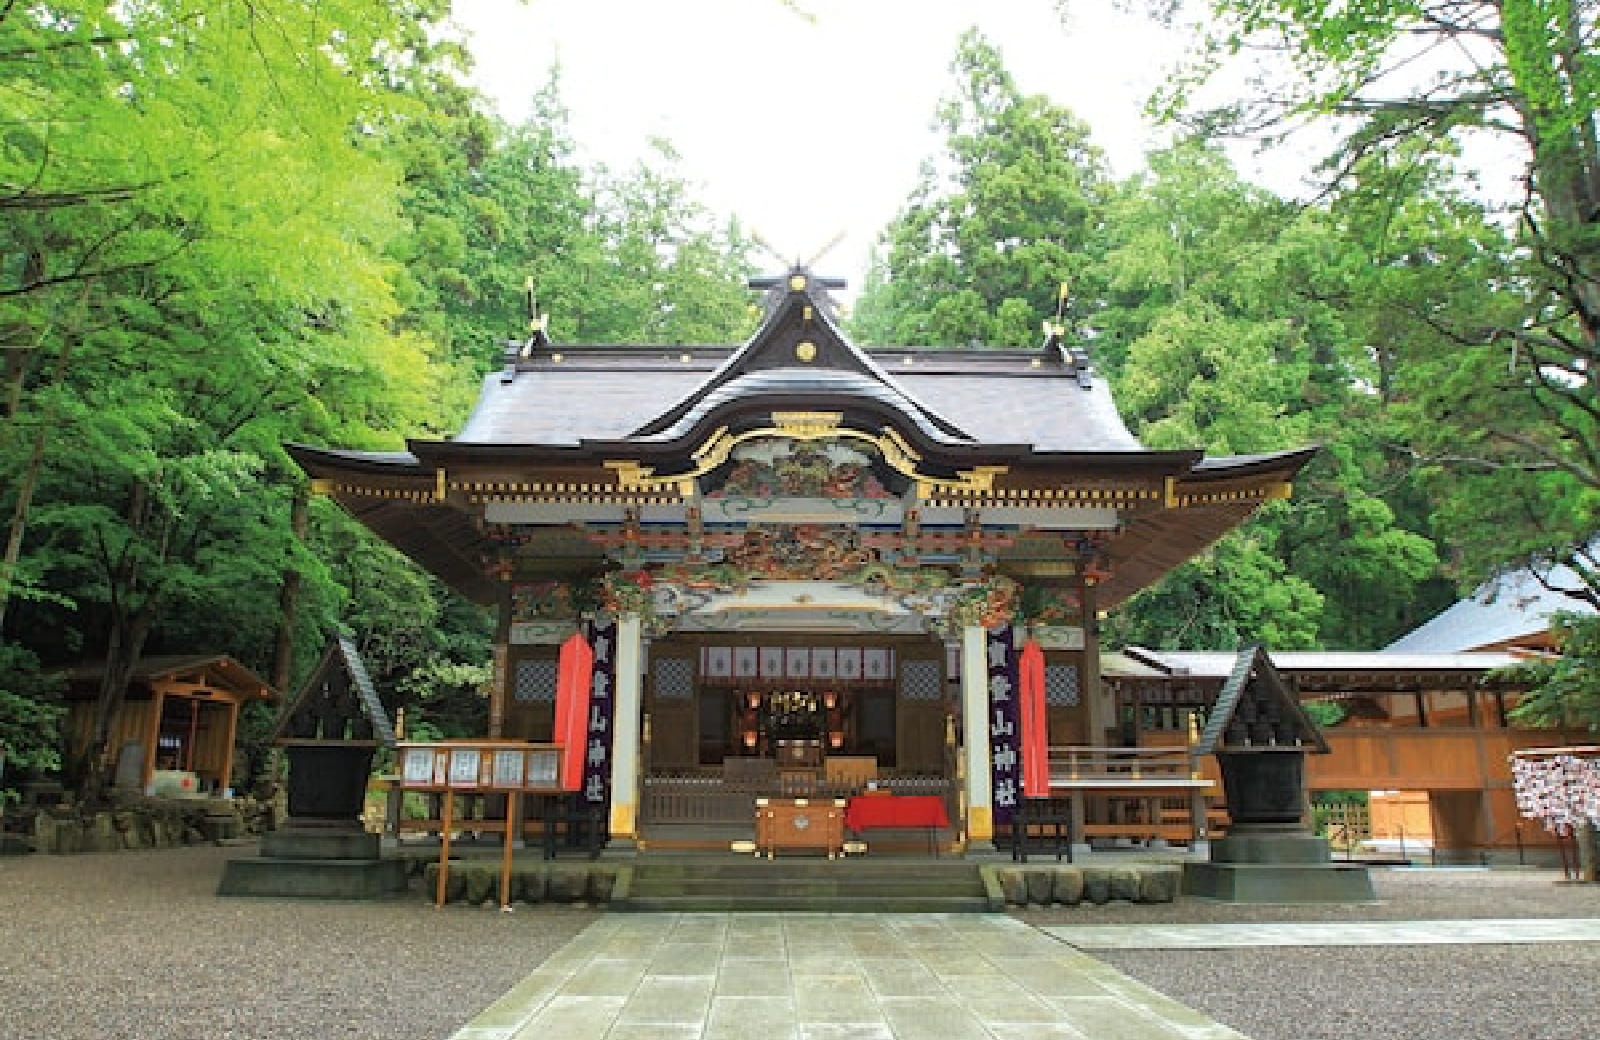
[
  {"x1": 62, "y1": 655, "x2": 274, "y2": 797},
  {"x1": 1109, "y1": 646, "x2": 1591, "y2": 862},
  {"x1": 290, "y1": 268, "x2": 1313, "y2": 852}
]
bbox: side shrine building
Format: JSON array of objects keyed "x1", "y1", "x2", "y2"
[{"x1": 290, "y1": 270, "x2": 1315, "y2": 852}]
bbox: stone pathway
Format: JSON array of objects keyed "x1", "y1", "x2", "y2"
[
  {"x1": 1043, "y1": 918, "x2": 1600, "y2": 949},
  {"x1": 450, "y1": 912, "x2": 1248, "y2": 1040}
]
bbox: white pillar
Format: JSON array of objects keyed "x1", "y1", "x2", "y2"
[
  {"x1": 607, "y1": 614, "x2": 644, "y2": 842},
  {"x1": 961, "y1": 623, "x2": 994, "y2": 846}
]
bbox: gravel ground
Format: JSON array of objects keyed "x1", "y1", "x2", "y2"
[
  {"x1": 5, "y1": 849, "x2": 1600, "y2": 1040},
  {"x1": 0, "y1": 844, "x2": 597, "y2": 1040},
  {"x1": 1018, "y1": 868, "x2": 1600, "y2": 1040}
]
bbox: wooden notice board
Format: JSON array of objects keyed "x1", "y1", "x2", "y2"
[{"x1": 395, "y1": 741, "x2": 566, "y2": 909}]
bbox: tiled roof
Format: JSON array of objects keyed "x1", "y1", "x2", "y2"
[
  {"x1": 457, "y1": 361, "x2": 708, "y2": 445},
  {"x1": 1115, "y1": 648, "x2": 1528, "y2": 677},
  {"x1": 1384, "y1": 564, "x2": 1594, "y2": 652},
  {"x1": 451, "y1": 349, "x2": 1143, "y2": 453}
]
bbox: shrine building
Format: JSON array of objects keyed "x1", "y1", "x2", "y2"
[{"x1": 290, "y1": 269, "x2": 1315, "y2": 852}]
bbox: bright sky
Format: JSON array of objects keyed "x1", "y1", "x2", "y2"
[{"x1": 449, "y1": 0, "x2": 1205, "y2": 292}]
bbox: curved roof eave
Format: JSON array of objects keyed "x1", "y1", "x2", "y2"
[
  {"x1": 286, "y1": 442, "x2": 424, "y2": 476},
  {"x1": 1186, "y1": 446, "x2": 1322, "y2": 479},
  {"x1": 628, "y1": 280, "x2": 976, "y2": 443}
]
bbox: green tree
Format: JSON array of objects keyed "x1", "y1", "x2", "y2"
[
  {"x1": 1101, "y1": 140, "x2": 1442, "y2": 648},
  {"x1": 1142, "y1": 0, "x2": 1600, "y2": 601},
  {"x1": 1508, "y1": 613, "x2": 1600, "y2": 728},
  {"x1": 1104, "y1": 526, "x2": 1325, "y2": 650},
  {"x1": 577, "y1": 140, "x2": 759, "y2": 345},
  {"x1": 0, "y1": 644, "x2": 65, "y2": 787},
  {"x1": 0, "y1": 0, "x2": 452, "y2": 795},
  {"x1": 852, "y1": 29, "x2": 1110, "y2": 347},
  {"x1": 308, "y1": 506, "x2": 493, "y2": 741}
]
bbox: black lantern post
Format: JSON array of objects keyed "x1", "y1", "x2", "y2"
[{"x1": 1186, "y1": 645, "x2": 1375, "y2": 902}]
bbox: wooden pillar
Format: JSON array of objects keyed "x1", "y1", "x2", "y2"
[
  {"x1": 608, "y1": 614, "x2": 644, "y2": 842},
  {"x1": 488, "y1": 589, "x2": 512, "y2": 738},
  {"x1": 220, "y1": 701, "x2": 240, "y2": 796},
  {"x1": 143, "y1": 690, "x2": 165, "y2": 793},
  {"x1": 961, "y1": 623, "x2": 993, "y2": 846},
  {"x1": 1080, "y1": 575, "x2": 1107, "y2": 744}
]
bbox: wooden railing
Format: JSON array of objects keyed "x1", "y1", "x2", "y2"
[
  {"x1": 1047, "y1": 745, "x2": 1201, "y2": 783},
  {"x1": 642, "y1": 768, "x2": 954, "y2": 828},
  {"x1": 1026, "y1": 746, "x2": 1217, "y2": 849}
]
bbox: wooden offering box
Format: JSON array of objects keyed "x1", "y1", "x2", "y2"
[{"x1": 755, "y1": 797, "x2": 846, "y2": 859}]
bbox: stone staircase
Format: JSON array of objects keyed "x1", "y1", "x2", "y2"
[{"x1": 618, "y1": 857, "x2": 1000, "y2": 913}]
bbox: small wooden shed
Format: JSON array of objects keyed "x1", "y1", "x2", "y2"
[{"x1": 64, "y1": 655, "x2": 275, "y2": 796}]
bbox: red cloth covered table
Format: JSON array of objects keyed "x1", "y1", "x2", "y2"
[{"x1": 845, "y1": 794, "x2": 950, "y2": 832}]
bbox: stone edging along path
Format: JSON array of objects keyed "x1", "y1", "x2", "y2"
[{"x1": 412, "y1": 858, "x2": 1183, "y2": 909}]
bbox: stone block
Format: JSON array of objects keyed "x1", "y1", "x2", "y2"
[
  {"x1": 32, "y1": 814, "x2": 56, "y2": 854},
  {"x1": 995, "y1": 867, "x2": 1026, "y2": 906},
  {"x1": 262, "y1": 829, "x2": 381, "y2": 860},
  {"x1": 464, "y1": 868, "x2": 496, "y2": 906},
  {"x1": 219, "y1": 856, "x2": 408, "y2": 899},
  {"x1": 85, "y1": 813, "x2": 121, "y2": 853},
  {"x1": 422, "y1": 861, "x2": 467, "y2": 903},
  {"x1": 51, "y1": 818, "x2": 83, "y2": 855},
  {"x1": 1183, "y1": 861, "x2": 1376, "y2": 903},
  {"x1": 588, "y1": 869, "x2": 616, "y2": 903},
  {"x1": 1108, "y1": 868, "x2": 1141, "y2": 902},
  {"x1": 1051, "y1": 867, "x2": 1084, "y2": 905},
  {"x1": 546, "y1": 869, "x2": 588, "y2": 902},
  {"x1": 517, "y1": 869, "x2": 546, "y2": 904},
  {"x1": 1212, "y1": 833, "x2": 1330, "y2": 864},
  {"x1": 1024, "y1": 869, "x2": 1053, "y2": 906},
  {"x1": 1082, "y1": 868, "x2": 1111, "y2": 904},
  {"x1": 1137, "y1": 867, "x2": 1181, "y2": 904},
  {"x1": 199, "y1": 812, "x2": 240, "y2": 842}
]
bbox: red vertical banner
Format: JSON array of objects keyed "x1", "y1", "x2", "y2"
[
  {"x1": 1019, "y1": 638, "x2": 1050, "y2": 799},
  {"x1": 554, "y1": 632, "x2": 594, "y2": 792}
]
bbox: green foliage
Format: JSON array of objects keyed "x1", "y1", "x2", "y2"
[
  {"x1": 1145, "y1": 0, "x2": 1600, "y2": 613},
  {"x1": 0, "y1": 644, "x2": 66, "y2": 778},
  {"x1": 309, "y1": 505, "x2": 493, "y2": 740},
  {"x1": 1506, "y1": 613, "x2": 1600, "y2": 729},
  {"x1": 0, "y1": 4, "x2": 754, "y2": 794},
  {"x1": 852, "y1": 39, "x2": 1460, "y2": 652},
  {"x1": 1104, "y1": 527, "x2": 1325, "y2": 650},
  {"x1": 1098, "y1": 139, "x2": 1448, "y2": 649},
  {"x1": 1301, "y1": 699, "x2": 1348, "y2": 728},
  {"x1": 852, "y1": 29, "x2": 1109, "y2": 347}
]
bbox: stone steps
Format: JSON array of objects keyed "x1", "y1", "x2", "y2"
[
  {"x1": 622, "y1": 894, "x2": 996, "y2": 913},
  {"x1": 619, "y1": 859, "x2": 998, "y2": 913}
]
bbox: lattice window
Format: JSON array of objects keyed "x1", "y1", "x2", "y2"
[
  {"x1": 513, "y1": 659, "x2": 557, "y2": 702},
  {"x1": 653, "y1": 657, "x2": 695, "y2": 700},
  {"x1": 899, "y1": 659, "x2": 944, "y2": 701},
  {"x1": 1045, "y1": 664, "x2": 1079, "y2": 707}
]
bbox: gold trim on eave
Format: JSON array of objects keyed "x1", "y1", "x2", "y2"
[
  {"x1": 772, "y1": 411, "x2": 840, "y2": 438},
  {"x1": 604, "y1": 460, "x2": 694, "y2": 498},
  {"x1": 308, "y1": 478, "x2": 336, "y2": 496},
  {"x1": 606, "y1": 419, "x2": 1007, "y2": 497}
]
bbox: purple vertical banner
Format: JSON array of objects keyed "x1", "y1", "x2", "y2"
[
  {"x1": 987, "y1": 624, "x2": 1020, "y2": 827},
  {"x1": 581, "y1": 617, "x2": 617, "y2": 817}
]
